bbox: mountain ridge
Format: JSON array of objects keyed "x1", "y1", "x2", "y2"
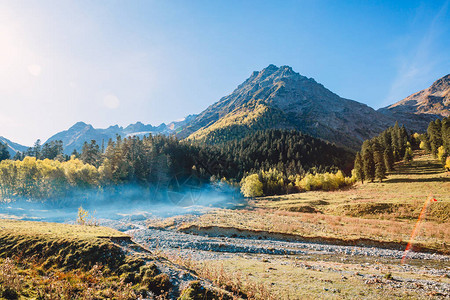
[
  {"x1": 380, "y1": 74, "x2": 449, "y2": 117},
  {"x1": 378, "y1": 73, "x2": 449, "y2": 131},
  {"x1": 0, "y1": 136, "x2": 29, "y2": 157}
]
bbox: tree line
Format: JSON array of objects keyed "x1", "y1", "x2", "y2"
[{"x1": 0, "y1": 129, "x2": 355, "y2": 200}]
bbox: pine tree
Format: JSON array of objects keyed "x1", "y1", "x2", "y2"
[
  {"x1": 404, "y1": 147, "x2": 413, "y2": 162},
  {"x1": 427, "y1": 119, "x2": 442, "y2": 156},
  {"x1": 0, "y1": 142, "x2": 10, "y2": 161},
  {"x1": 392, "y1": 122, "x2": 401, "y2": 161},
  {"x1": 374, "y1": 151, "x2": 386, "y2": 182},
  {"x1": 362, "y1": 141, "x2": 375, "y2": 182},
  {"x1": 383, "y1": 148, "x2": 394, "y2": 172},
  {"x1": 353, "y1": 152, "x2": 364, "y2": 183},
  {"x1": 372, "y1": 139, "x2": 386, "y2": 182},
  {"x1": 441, "y1": 117, "x2": 450, "y2": 154},
  {"x1": 13, "y1": 151, "x2": 24, "y2": 161},
  {"x1": 27, "y1": 139, "x2": 42, "y2": 159},
  {"x1": 81, "y1": 140, "x2": 101, "y2": 167}
]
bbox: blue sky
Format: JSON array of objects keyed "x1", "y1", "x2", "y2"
[{"x1": 1, "y1": 0, "x2": 449, "y2": 145}]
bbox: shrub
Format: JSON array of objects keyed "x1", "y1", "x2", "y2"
[
  {"x1": 437, "y1": 146, "x2": 447, "y2": 164},
  {"x1": 240, "y1": 174, "x2": 264, "y2": 197},
  {"x1": 146, "y1": 273, "x2": 171, "y2": 296}
]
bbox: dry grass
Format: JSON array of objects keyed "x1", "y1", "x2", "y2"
[
  {"x1": 257, "y1": 153, "x2": 449, "y2": 221},
  {"x1": 0, "y1": 257, "x2": 141, "y2": 300},
  {"x1": 207, "y1": 257, "x2": 448, "y2": 300},
  {"x1": 0, "y1": 219, "x2": 127, "y2": 240},
  {"x1": 166, "y1": 252, "x2": 277, "y2": 300}
]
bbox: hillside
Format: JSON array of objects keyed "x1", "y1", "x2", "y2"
[
  {"x1": 177, "y1": 65, "x2": 392, "y2": 150},
  {"x1": 379, "y1": 74, "x2": 450, "y2": 131}
]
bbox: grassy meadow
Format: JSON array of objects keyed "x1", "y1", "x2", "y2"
[{"x1": 171, "y1": 153, "x2": 449, "y2": 253}]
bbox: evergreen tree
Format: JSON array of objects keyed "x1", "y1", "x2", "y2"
[
  {"x1": 41, "y1": 140, "x2": 64, "y2": 160},
  {"x1": 374, "y1": 150, "x2": 386, "y2": 182},
  {"x1": 0, "y1": 142, "x2": 10, "y2": 161},
  {"x1": 392, "y1": 122, "x2": 401, "y2": 160},
  {"x1": 362, "y1": 140, "x2": 375, "y2": 182},
  {"x1": 372, "y1": 139, "x2": 386, "y2": 182},
  {"x1": 353, "y1": 152, "x2": 364, "y2": 183},
  {"x1": 383, "y1": 149, "x2": 394, "y2": 172},
  {"x1": 427, "y1": 119, "x2": 442, "y2": 156},
  {"x1": 441, "y1": 117, "x2": 450, "y2": 154},
  {"x1": 13, "y1": 151, "x2": 24, "y2": 161},
  {"x1": 81, "y1": 140, "x2": 101, "y2": 166},
  {"x1": 71, "y1": 149, "x2": 80, "y2": 158},
  {"x1": 27, "y1": 139, "x2": 42, "y2": 159}
]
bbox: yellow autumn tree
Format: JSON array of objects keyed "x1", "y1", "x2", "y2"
[{"x1": 240, "y1": 174, "x2": 264, "y2": 197}]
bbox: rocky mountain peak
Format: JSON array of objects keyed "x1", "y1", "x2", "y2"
[
  {"x1": 177, "y1": 64, "x2": 391, "y2": 149},
  {"x1": 429, "y1": 74, "x2": 450, "y2": 95},
  {"x1": 69, "y1": 122, "x2": 92, "y2": 131}
]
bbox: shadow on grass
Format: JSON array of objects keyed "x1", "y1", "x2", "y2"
[
  {"x1": 392, "y1": 171, "x2": 444, "y2": 175},
  {"x1": 384, "y1": 177, "x2": 450, "y2": 183}
]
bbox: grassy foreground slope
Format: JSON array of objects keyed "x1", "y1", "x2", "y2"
[
  {"x1": 0, "y1": 220, "x2": 232, "y2": 300},
  {"x1": 178, "y1": 152, "x2": 449, "y2": 254},
  {"x1": 0, "y1": 220, "x2": 170, "y2": 299}
]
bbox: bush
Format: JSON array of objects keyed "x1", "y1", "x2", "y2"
[
  {"x1": 179, "y1": 281, "x2": 229, "y2": 300},
  {"x1": 1, "y1": 287, "x2": 19, "y2": 300},
  {"x1": 296, "y1": 171, "x2": 348, "y2": 191},
  {"x1": 240, "y1": 174, "x2": 264, "y2": 197},
  {"x1": 437, "y1": 146, "x2": 447, "y2": 164}
]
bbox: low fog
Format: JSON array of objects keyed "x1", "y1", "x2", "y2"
[{"x1": 0, "y1": 182, "x2": 243, "y2": 223}]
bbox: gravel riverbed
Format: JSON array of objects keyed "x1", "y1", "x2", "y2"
[{"x1": 106, "y1": 220, "x2": 450, "y2": 263}]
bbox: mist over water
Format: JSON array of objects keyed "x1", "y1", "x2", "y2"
[{"x1": 0, "y1": 182, "x2": 244, "y2": 223}]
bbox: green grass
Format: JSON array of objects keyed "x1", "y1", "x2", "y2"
[
  {"x1": 0, "y1": 219, "x2": 129, "y2": 271},
  {"x1": 0, "y1": 219, "x2": 128, "y2": 240}
]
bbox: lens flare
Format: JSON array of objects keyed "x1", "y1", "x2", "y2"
[{"x1": 401, "y1": 195, "x2": 438, "y2": 264}]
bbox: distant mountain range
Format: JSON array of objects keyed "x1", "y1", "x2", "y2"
[
  {"x1": 1, "y1": 66, "x2": 448, "y2": 155},
  {"x1": 45, "y1": 115, "x2": 196, "y2": 155}
]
